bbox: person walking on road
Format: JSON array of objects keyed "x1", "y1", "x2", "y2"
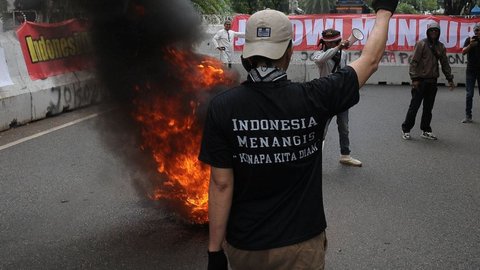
[
  {"x1": 312, "y1": 28, "x2": 362, "y2": 167},
  {"x1": 201, "y1": 2, "x2": 398, "y2": 269},
  {"x1": 461, "y1": 22, "x2": 480, "y2": 123},
  {"x1": 212, "y1": 20, "x2": 244, "y2": 68},
  {"x1": 401, "y1": 22, "x2": 455, "y2": 141}
]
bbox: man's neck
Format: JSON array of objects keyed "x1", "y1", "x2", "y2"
[{"x1": 247, "y1": 66, "x2": 287, "y2": 82}]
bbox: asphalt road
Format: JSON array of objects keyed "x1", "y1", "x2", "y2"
[{"x1": 1, "y1": 85, "x2": 479, "y2": 269}]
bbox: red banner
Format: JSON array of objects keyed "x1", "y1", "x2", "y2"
[
  {"x1": 16, "y1": 19, "x2": 93, "y2": 80},
  {"x1": 232, "y1": 14, "x2": 480, "y2": 53}
]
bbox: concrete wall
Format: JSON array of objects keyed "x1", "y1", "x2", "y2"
[
  {"x1": 197, "y1": 24, "x2": 467, "y2": 85},
  {"x1": 0, "y1": 23, "x2": 467, "y2": 132},
  {"x1": 0, "y1": 30, "x2": 104, "y2": 131}
]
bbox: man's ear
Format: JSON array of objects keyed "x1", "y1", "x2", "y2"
[
  {"x1": 279, "y1": 45, "x2": 294, "y2": 71},
  {"x1": 286, "y1": 45, "x2": 294, "y2": 61}
]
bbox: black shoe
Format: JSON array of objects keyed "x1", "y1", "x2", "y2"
[
  {"x1": 421, "y1": 131, "x2": 438, "y2": 140},
  {"x1": 461, "y1": 117, "x2": 472, "y2": 123}
]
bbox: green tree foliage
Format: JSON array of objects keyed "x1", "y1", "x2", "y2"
[
  {"x1": 0, "y1": 0, "x2": 7, "y2": 12},
  {"x1": 396, "y1": 2, "x2": 419, "y2": 13},
  {"x1": 190, "y1": 0, "x2": 443, "y2": 15},
  {"x1": 191, "y1": 0, "x2": 231, "y2": 14},
  {"x1": 0, "y1": 0, "x2": 7, "y2": 23},
  {"x1": 403, "y1": 0, "x2": 438, "y2": 13},
  {"x1": 231, "y1": 0, "x2": 289, "y2": 14},
  {"x1": 444, "y1": 0, "x2": 470, "y2": 15},
  {"x1": 302, "y1": 0, "x2": 335, "y2": 14},
  {"x1": 231, "y1": 0, "x2": 258, "y2": 14},
  {"x1": 263, "y1": 0, "x2": 289, "y2": 12}
]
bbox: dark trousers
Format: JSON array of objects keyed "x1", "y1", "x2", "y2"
[
  {"x1": 402, "y1": 81, "x2": 438, "y2": 133},
  {"x1": 323, "y1": 110, "x2": 350, "y2": 155},
  {"x1": 465, "y1": 68, "x2": 480, "y2": 118}
]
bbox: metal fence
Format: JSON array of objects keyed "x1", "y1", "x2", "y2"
[
  {"x1": 202, "y1": 14, "x2": 235, "y2": 25},
  {"x1": 1, "y1": 10, "x2": 38, "y2": 31}
]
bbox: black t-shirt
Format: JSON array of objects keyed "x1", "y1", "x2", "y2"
[
  {"x1": 199, "y1": 66, "x2": 359, "y2": 250},
  {"x1": 464, "y1": 37, "x2": 480, "y2": 70}
]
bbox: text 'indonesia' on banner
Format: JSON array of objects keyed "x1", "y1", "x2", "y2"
[{"x1": 16, "y1": 19, "x2": 93, "y2": 80}]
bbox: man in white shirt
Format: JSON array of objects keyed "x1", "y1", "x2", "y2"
[{"x1": 212, "y1": 20, "x2": 244, "y2": 68}]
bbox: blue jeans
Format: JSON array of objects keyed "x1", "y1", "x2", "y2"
[
  {"x1": 465, "y1": 68, "x2": 480, "y2": 118},
  {"x1": 324, "y1": 110, "x2": 350, "y2": 155}
]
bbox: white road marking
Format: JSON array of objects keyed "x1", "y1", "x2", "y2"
[{"x1": 0, "y1": 113, "x2": 99, "y2": 151}]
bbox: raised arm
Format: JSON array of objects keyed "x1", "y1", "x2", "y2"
[
  {"x1": 349, "y1": 0, "x2": 398, "y2": 87},
  {"x1": 312, "y1": 46, "x2": 341, "y2": 64},
  {"x1": 233, "y1": 31, "x2": 245, "y2": 38}
]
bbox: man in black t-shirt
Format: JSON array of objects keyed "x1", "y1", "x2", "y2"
[
  {"x1": 200, "y1": 2, "x2": 398, "y2": 270},
  {"x1": 461, "y1": 23, "x2": 480, "y2": 123}
]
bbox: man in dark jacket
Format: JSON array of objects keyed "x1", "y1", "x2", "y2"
[
  {"x1": 401, "y1": 22, "x2": 455, "y2": 140},
  {"x1": 201, "y1": 1, "x2": 399, "y2": 270},
  {"x1": 461, "y1": 22, "x2": 480, "y2": 123}
]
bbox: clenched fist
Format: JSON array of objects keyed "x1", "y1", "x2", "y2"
[{"x1": 372, "y1": 0, "x2": 399, "y2": 14}]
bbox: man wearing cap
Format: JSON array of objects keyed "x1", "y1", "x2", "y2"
[
  {"x1": 461, "y1": 23, "x2": 480, "y2": 123},
  {"x1": 212, "y1": 20, "x2": 244, "y2": 68},
  {"x1": 312, "y1": 28, "x2": 362, "y2": 167},
  {"x1": 401, "y1": 22, "x2": 455, "y2": 141},
  {"x1": 200, "y1": 1, "x2": 398, "y2": 269}
]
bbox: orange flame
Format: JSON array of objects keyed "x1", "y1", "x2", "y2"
[{"x1": 132, "y1": 48, "x2": 236, "y2": 224}]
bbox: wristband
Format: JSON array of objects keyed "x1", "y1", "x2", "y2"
[{"x1": 207, "y1": 250, "x2": 228, "y2": 270}]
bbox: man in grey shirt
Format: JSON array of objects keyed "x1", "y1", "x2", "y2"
[{"x1": 312, "y1": 29, "x2": 362, "y2": 167}]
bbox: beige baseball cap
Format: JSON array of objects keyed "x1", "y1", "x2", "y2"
[{"x1": 242, "y1": 9, "x2": 293, "y2": 60}]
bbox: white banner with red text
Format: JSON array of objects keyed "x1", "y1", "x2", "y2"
[{"x1": 232, "y1": 14, "x2": 480, "y2": 54}]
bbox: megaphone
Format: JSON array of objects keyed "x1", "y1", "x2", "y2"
[{"x1": 347, "y1": 28, "x2": 364, "y2": 45}]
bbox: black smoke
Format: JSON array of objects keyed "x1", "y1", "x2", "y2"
[
  {"x1": 79, "y1": 0, "x2": 236, "y2": 223},
  {"x1": 82, "y1": 0, "x2": 206, "y2": 102},
  {"x1": 14, "y1": 0, "x2": 42, "y2": 10}
]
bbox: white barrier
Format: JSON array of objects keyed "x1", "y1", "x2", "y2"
[
  {"x1": 0, "y1": 24, "x2": 468, "y2": 132},
  {"x1": 197, "y1": 24, "x2": 467, "y2": 85},
  {"x1": 0, "y1": 30, "x2": 105, "y2": 131}
]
